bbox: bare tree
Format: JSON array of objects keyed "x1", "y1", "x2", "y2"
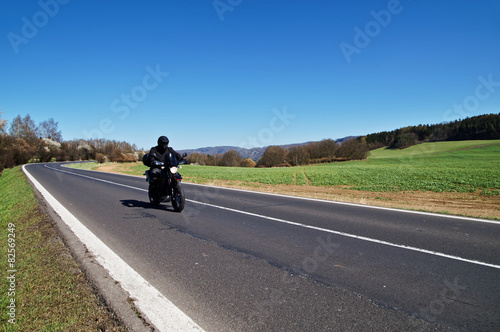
[
  {"x1": 9, "y1": 114, "x2": 37, "y2": 142},
  {"x1": 187, "y1": 153, "x2": 208, "y2": 165},
  {"x1": 38, "y1": 118, "x2": 62, "y2": 142},
  {"x1": 8, "y1": 115, "x2": 22, "y2": 139},
  {"x1": 306, "y1": 139, "x2": 337, "y2": 160},
  {"x1": 287, "y1": 145, "x2": 310, "y2": 166},
  {"x1": 316, "y1": 139, "x2": 338, "y2": 157},
  {"x1": 0, "y1": 111, "x2": 6, "y2": 134}
]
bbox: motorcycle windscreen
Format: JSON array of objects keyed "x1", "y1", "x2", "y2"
[{"x1": 164, "y1": 152, "x2": 178, "y2": 167}]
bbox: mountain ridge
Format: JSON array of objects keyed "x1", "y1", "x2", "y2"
[{"x1": 179, "y1": 136, "x2": 358, "y2": 161}]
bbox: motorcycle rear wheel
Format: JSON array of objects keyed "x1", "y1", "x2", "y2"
[{"x1": 148, "y1": 183, "x2": 161, "y2": 206}]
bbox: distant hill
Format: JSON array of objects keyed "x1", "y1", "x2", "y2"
[
  {"x1": 364, "y1": 113, "x2": 500, "y2": 150},
  {"x1": 178, "y1": 113, "x2": 500, "y2": 162},
  {"x1": 179, "y1": 136, "x2": 358, "y2": 161},
  {"x1": 179, "y1": 146, "x2": 266, "y2": 161}
]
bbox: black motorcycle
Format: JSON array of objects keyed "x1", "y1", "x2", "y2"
[{"x1": 144, "y1": 152, "x2": 187, "y2": 212}]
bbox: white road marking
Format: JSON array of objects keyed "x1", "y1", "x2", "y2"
[
  {"x1": 41, "y1": 164, "x2": 500, "y2": 271},
  {"x1": 188, "y1": 200, "x2": 500, "y2": 270},
  {"x1": 24, "y1": 165, "x2": 204, "y2": 332},
  {"x1": 182, "y1": 182, "x2": 500, "y2": 224}
]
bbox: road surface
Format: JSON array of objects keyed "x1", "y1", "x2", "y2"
[{"x1": 24, "y1": 162, "x2": 500, "y2": 331}]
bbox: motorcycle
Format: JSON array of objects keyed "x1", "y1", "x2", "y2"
[{"x1": 144, "y1": 152, "x2": 187, "y2": 212}]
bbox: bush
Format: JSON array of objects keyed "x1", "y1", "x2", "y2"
[
  {"x1": 95, "y1": 153, "x2": 107, "y2": 163},
  {"x1": 109, "y1": 151, "x2": 137, "y2": 163},
  {"x1": 240, "y1": 158, "x2": 256, "y2": 168}
]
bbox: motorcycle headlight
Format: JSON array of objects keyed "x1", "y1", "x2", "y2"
[{"x1": 170, "y1": 166, "x2": 178, "y2": 174}]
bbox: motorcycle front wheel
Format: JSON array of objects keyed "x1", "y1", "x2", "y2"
[{"x1": 171, "y1": 184, "x2": 185, "y2": 212}]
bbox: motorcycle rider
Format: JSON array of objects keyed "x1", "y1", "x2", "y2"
[
  {"x1": 148, "y1": 136, "x2": 182, "y2": 166},
  {"x1": 148, "y1": 136, "x2": 183, "y2": 200}
]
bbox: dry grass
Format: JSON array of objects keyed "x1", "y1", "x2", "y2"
[{"x1": 0, "y1": 167, "x2": 127, "y2": 331}]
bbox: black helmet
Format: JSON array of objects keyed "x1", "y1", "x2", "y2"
[{"x1": 158, "y1": 136, "x2": 169, "y2": 148}]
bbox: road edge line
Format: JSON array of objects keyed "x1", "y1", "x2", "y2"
[{"x1": 22, "y1": 164, "x2": 205, "y2": 332}]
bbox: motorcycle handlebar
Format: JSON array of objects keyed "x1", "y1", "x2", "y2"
[{"x1": 151, "y1": 161, "x2": 164, "y2": 167}]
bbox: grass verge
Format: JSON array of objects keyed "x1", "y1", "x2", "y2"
[{"x1": 0, "y1": 166, "x2": 126, "y2": 331}]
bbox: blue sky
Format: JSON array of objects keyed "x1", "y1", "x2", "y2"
[{"x1": 1, "y1": 0, "x2": 499, "y2": 150}]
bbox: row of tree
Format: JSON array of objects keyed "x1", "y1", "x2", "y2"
[
  {"x1": 256, "y1": 138, "x2": 369, "y2": 167},
  {"x1": 187, "y1": 151, "x2": 257, "y2": 168},
  {"x1": 363, "y1": 113, "x2": 500, "y2": 150},
  {"x1": 8, "y1": 114, "x2": 63, "y2": 142},
  {"x1": 2, "y1": 112, "x2": 498, "y2": 172},
  {"x1": 186, "y1": 138, "x2": 369, "y2": 168},
  {"x1": 0, "y1": 113, "x2": 140, "y2": 173}
]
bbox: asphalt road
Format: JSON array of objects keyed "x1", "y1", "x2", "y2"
[{"x1": 24, "y1": 162, "x2": 500, "y2": 331}]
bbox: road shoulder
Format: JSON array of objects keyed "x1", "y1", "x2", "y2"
[{"x1": 26, "y1": 167, "x2": 155, "y2": 332}]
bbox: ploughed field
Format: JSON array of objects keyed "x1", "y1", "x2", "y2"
[{"x1": 77, "y1": 140, "x2": 500, "y2": 219}]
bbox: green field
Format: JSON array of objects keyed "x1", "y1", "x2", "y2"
[
  {"x1": 74, "y1": 140, "x2": 500, "y2": 195},
  {"x1": 176, "y1": 140, "x2": 500, "y2": 194}
]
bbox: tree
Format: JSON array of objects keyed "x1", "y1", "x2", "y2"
[
  {"x1": 390, "y1": 132, "x2": 419, "y2": 149},
  {"x1": 316, "y1": 139, "x2": 338, "y2": 158},
  {"x1": 187, "y1": 153, "x2": 209, "y2": 165},
  {"x1": 221, "y1": 150, "x2": 242, "y2": 167},
  {"x1": 336, "y1": 139, "x2": 369, "y2": 160},
  {"x1": 8, "y1": 115, "x2": 22, "y2": 139},
  {"x1": 1, "y1": 138, "x2": 35, "y2": 167},
  {"x1": 287, "y1": 146, "x2": 310, "y2": 166},
  {"x1": 257, "y1": 146, "x2": 287, "y2": 167},
  {"x1": 0, "y1": 111, "x2": 6, "y2": 135},
  {"x1": 35, "y1": 140, "x2": 53, "y2": 162},
  {"x1": 9, "y1": 114, "x2": 37, "y2": 142},
  {"x1": 38, "y1": 118, "x2": 62, "y2": 142}
]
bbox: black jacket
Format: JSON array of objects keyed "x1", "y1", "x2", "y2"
[{"x1": 148, "y1": 146, "x2": 182, "y2": 166}]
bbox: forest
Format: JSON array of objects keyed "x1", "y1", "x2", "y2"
[{"x1": 363, "y1": 113, "x2": 500, "y2": 150}]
